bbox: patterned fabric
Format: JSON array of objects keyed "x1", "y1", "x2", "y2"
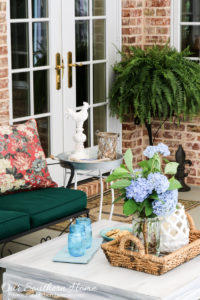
[{"x1": 0, "y1": 119, "x2": 57, "y2": 194}]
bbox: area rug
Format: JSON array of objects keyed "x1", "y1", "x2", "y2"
[{"x1": 49, "y1": 191, "x2": 200, "y2": 232}]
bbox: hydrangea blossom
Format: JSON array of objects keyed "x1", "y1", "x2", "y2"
[
  {"x1": 147, "y1": 172, "x2": 169, "y2": 194},
  {"x1": 156, "y1": 143, "x2": 170, "y2": 156},
  {"x1": 143, "y1": 146, "x2": 158, "y2": 158},
  {"x1": 143, "y1": 143, "x2": 170, "y2": 158},
  {"x1": 125, "y1": 178, "x2": 153, "y2": 203},
  {"x1": 152, "y1": 190, "x2": 178, "y2": 216}
]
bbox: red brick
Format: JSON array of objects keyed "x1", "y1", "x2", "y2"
[
  {"x1": 189, "y1": 168, "x2": 196, "y2": 176},
  {"x1": 130, "y1": 8, "x2": 142, "y2": 17},
  {"x1": 0, "y1": 68, "x2": 7, "y2": 78},
  {"x1": 163, "y1": 131, "x2": 173, "y2": 139},
  {"x1": 164, "y1": 123, "x2": 185, "y2": 131},
  {"x1": 151, "y1": 0, "x2": 170, "y2": 7},
  {"x1": 0, "y1": 12, "x2": 6, "y2": 23},
  {"x1": 0, "y1": 56, "x2": 7, "y2": 67},
  {"x1": 192, "y1": 143, "x2": 200, "y2": 151},
  {"x1": 147, "y1": 18, "x2": 170, "y2": 26},
  {"x1": 0, "y1": 78, "x2": 8, "y2": 89},
  {"x1": 129, "y1": 1, "x2": 137, "y2": 8},
  {"x1": 156, "y1": 27, "x2": 169, "y2": 34},
  {"x1": 0, "y1": 45, "x2": 7, "y2": 55},
  {"x1": 0, "y1": 24, "x2": 6, "y2": 34},
  {"x1": 156, "y1": 8, "x2": 170, "y2": 16},
  {"x1": 187, "y1": 125, "x2": 200, "y2": 133},
  {"x1": 122, "y1": 18, "x2": 130, "y2": 26},
  {"x1": 0, "y1": 35, "x2": 7, "y2": 45},
  {"x1": 144, "y1": 8, "x2": 155, "y2": 16},
  {"x1": 144, "y1": 27, "x2": 156, "y2": 34},
  {"x1": 0, "y1": 89, "x2": 8, "y2": 99},
  {"x1": 122, "y1": 0, "x2": 130, "y2": 8},
  {"x1": 122, "y1": 9, "x2": 130, "y2": 17},
  {"x1": 0, "y1": 2, "x2": 6, "y2": 11}
]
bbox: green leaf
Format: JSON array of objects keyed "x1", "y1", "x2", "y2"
[
  {"x1": 106, "y1": 166, "x2": 129, "y2": 182},
  {"x1": 112, "y1": 167, "x2": 129, "y2": 175},
  {"x1": 165, "y1": 162, "x2": 179, "y2": 175},
  {"x1": 168, "y1": 177, "x2": 182, "y2": 190},
  {"x1": 148, "y1": 193, "x2": 159, "y2": 200},
  {"x1": 123, "y1": 149, "x2": 133, "y2": 173},
  {"x1": 137, "y1": 202, "x2": 145, "y2": 212},
  {"x1": 152, "y1": 153, "x2": 161, "y2": 172},
  {"x1": 113, "y1": 194, "x2": 125, "y2": 204},
  {"x1": 144, "y1": 199, "x2": 153, "y2": 217},
  {"x1": 163, "y1": 158, "x2": 170, "y2": 164},
  {"x1": 106, "y1": 173, "x2": 132, "y2": 182},
  {"x1": 123, "y1": 199, "x2": 138, "y2": 216},
  {"x1": 138, "y1": 160, "x2": 150, "y2": 169},
  {"x1": 110, "y1": 179, "x2": 131, "y2": 189}
]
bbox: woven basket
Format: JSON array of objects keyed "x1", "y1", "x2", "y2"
[{"x1": 101, "y1": 213, "x2": 200, "y2": 275}]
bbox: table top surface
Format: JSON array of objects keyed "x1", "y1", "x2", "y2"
[
  {"x1": 1, "y1": 220, "x2": 200, "y2": 300},
  {"x1": 57, "y1": 147, "x2": 123, "y2": 170}
]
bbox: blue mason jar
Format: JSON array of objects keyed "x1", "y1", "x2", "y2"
[
  {"x1": 76, "y1": 217, "x2": 92, "y2": 249},
  {"x1": 68, "y1": 224, "x2": 86, "y2": 257}
]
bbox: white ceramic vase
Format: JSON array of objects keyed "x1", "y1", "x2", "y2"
[{"x1": 160, "y1": 203, "x2": 189, "y2": 253}]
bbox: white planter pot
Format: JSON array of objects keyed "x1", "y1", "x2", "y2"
[{"x1": 160, "y1": 203, "x2": 189, "y2": 253}]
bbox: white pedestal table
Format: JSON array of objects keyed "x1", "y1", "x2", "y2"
[{"x1": 57, "y1": 148, "x2": 123, "y2": 220}]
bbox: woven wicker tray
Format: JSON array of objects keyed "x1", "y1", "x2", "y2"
[{"x1": 101, "y1": 213, "x2": 200, "y2": 275}]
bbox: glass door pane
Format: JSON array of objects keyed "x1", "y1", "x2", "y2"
[
  {"x1": 182, "y1": 0, "x2": 200, "y2": 22},
  {"x1": 74, "y1": 0, "x2": 107, "y2": 148},
  {"x1": 181, "y1": 25, "x2": 200, "y2": 57},
  {"x1": 9, "y1": 0, "x2": 51, "y2": 157},
  {"x1": 75, "y1": 0, "x2": 89, "y2": 16}
]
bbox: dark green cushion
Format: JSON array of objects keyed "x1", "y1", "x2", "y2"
[
  {"x1": 0, "y1": 188, "x2": 87, "y2": 228},
  {"x1": 0, "y1": 210, "x2": 30, "y2": 239}
]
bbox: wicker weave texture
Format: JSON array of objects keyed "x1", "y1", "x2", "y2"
[{"x1": 101, "y1": 213, "x2": 200, "y2": 275}]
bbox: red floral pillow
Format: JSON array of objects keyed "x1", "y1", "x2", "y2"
[{"x1": 0, "y1": 119, "x2": 57, "y2": 194}]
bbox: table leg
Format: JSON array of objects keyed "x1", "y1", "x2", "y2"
[
  {"x1": 74, "y1": 171, "x2": 78, "y2": 189},
  {"x1": 98, "y1": 170, "x2": 103, "y2": 221},
  {"x1": 109, "y1": 170, "x2": 115, "y2": 221},
  {"x1": 63, "y1": 169, "x2": 67, "y2": 187}
]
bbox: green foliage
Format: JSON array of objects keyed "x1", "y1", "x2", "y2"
[
  {"x1": 164, "y1": 162, "x2": 179, "y2": 175},
  {"x1": 109, "y1": 44, "x2": 200, "y2": 124},
  {"x1": 168, "y1": 177, "x2": 182, "y2": 190}
]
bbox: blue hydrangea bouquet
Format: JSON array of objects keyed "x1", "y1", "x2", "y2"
[{"x1": 106, "y1": 143, "x2": 182, "y2": 219}]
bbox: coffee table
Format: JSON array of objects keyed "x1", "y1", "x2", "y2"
[{"x1": 1, "y1": 220, "x2": 200, "y2": 300}]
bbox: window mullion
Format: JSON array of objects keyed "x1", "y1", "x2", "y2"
[
  {"x1": 28, "y1": 0, "x2": 34, "y2": 116},
  {"x1": 89, "y1": 0, "x2": 94, "y2": 147}
]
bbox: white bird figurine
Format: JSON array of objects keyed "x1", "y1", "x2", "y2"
[
  {"x1": 66, "y1": 102, "x2": 89, "y2": 160},
  {"x1": 66, "y1": 102, "x2": 89, "y2": 130}
]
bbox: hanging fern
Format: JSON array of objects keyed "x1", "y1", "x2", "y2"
[{"x1": 109, "y1": 44, "x2": 200, "y2": 126}]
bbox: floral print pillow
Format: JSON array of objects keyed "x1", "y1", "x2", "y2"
[{"x1": 0, "y1": 119, "x2": 57, "y2": 194}]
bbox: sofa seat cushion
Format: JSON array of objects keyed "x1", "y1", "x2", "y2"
[
  {"x1": 0, "y1": 210, "x2": 30, "y2": 240},
  {"x1": 0, "y1": 188, "x2": 87, "y2": 228}
]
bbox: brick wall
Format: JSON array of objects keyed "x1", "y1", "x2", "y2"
[
  {"x1": 121, "y1": 0, "x2": 200, "y2": 186},
  {"x1": 148, "y1": 119, "x2": 200, "y2": 186},
  {"x1": 0, "y1": 0, "x2": 8, "y2": 125},
  {"x1": 122, "y1": 0, "x2": 170, "y2": 50},
  {"x1": 121, "y1": 0, "x2": 172, "y2": 167}
]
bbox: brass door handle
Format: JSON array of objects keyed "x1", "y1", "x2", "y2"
[
  {"x1": 55, "y1": 53, "x2": 65, "y2": 90},
  {"x1": 68, "y1": 63, "x2": 83, "y2": 67},
  {"x1": 67, "y1": 51, "x2": 83, "y2": 88}
]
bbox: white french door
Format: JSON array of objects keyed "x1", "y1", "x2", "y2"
[
  {"x1": 61, "y1": 0, "x2": 122, "y2": 154},
  {"x1": 8, "y1": 0, "x2": 121, "y2": 185}
]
